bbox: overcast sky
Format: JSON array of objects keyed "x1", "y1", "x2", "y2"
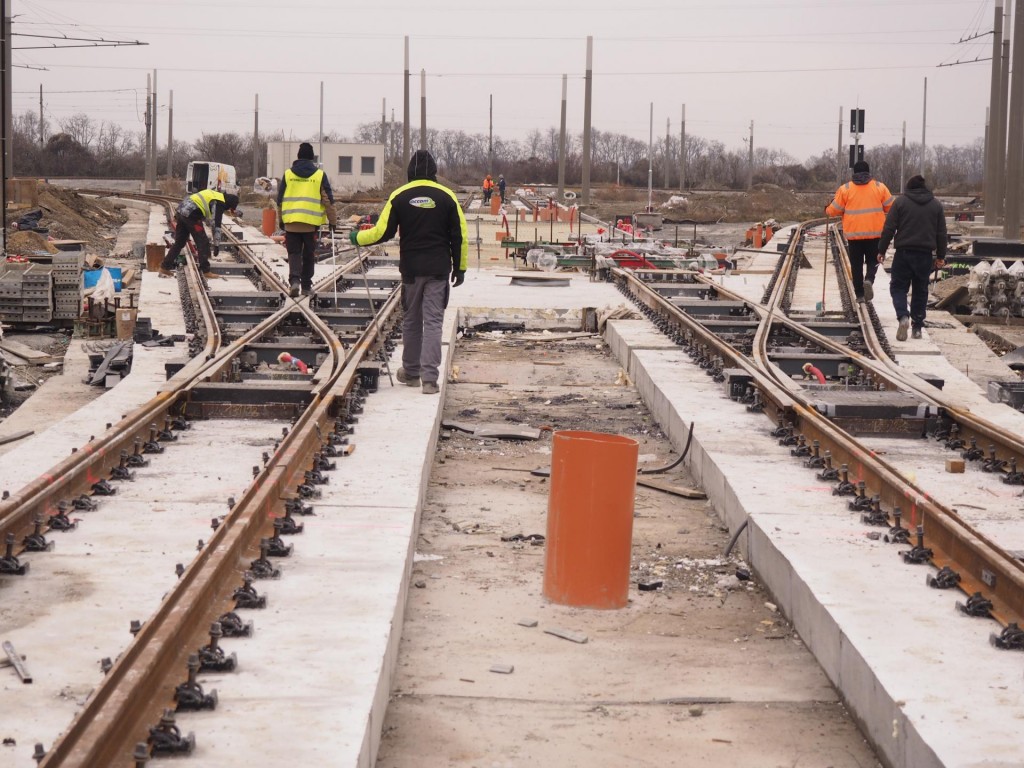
[{"x1": 10, "y1": 0, "x2": 1004, "y2": 165}]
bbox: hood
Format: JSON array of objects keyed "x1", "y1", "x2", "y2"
[
  {"x1": 289, "y1": 159, "x2": 320, "y2": 178},
  {"x1": 851, "y1": 171, "x2": 872, "y2": 185},
  {"x1": 903, "y1": 187, "x2": 935, "y2": 205},
  {"x1": 408, "y1": 149, "x2": 437, "y2": 182}
]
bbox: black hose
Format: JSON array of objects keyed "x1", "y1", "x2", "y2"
[
  {"x1": 638, "y1": 421, "x2": 695, "y2": 475},
  {"x1": 724, "y1": 519, "x2": 749, "y2": 558}
]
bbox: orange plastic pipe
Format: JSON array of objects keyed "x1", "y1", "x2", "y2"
[
  {"x1": 543, "y1": 431, "x2": 639, "y2": 609},
  {"x1": 261, "y1": 208, "x2": 277, "y2": 237}
]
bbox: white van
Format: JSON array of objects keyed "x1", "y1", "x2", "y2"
[{"x1": 185, "y1": 161, "x2": 239, "y2": 197}]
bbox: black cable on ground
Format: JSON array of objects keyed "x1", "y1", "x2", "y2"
[
  {"x1": 638, "y1": 421, "x2": 695, "y2": 475},
  {"x1": 724, "y1": 519, "x2": 749, "y2": 558}
]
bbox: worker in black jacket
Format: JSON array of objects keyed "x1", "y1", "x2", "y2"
[
  {"x1": 877, "y1": 175, "x2": 947, "y2": 341},
  {"x1": 350, "y1": 149, "x2": 467, "y2": 394}
]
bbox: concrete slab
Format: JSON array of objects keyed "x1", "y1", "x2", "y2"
[{"x1": 605, "y1": 317, "x2": 1024, "y2": 768}]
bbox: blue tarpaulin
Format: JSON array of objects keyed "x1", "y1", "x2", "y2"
[{"x1": 83, "y1": 267, "x2": 122, "y2": 292}]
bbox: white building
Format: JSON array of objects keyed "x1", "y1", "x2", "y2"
[{"x1": 266, "y1": 141, "x2": 385, "y2": 195}]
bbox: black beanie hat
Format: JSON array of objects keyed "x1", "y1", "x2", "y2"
[
  {"x1": 907, "y1": 175, "x2": 926, "y2": 190},
  {"x1": 853, "y1": 160, "x2": 869, "y2": 174},
  {"x1": 408, "y1": 149, "x2": 437, "y2": 182},
  {"x1": 298, "y1": 142, "x2": 315, "y2": 160}
]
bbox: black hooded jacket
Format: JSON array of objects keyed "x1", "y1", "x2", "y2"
[
  {"x1": 353, "y1": 150, "x2": 468, "y2": 278},
  {"x1": 877, "y1": 186, "x2": 947, "y2": 258}
]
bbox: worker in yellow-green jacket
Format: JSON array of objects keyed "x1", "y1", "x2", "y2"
[
  {"x1": 351, "y1": 149, "x2": 467, "y2": 395},
  {"x1": 277, "y1": 142, "x2": 337, "y2": 297},
  {"x1": 159, "y1": 188, "x2": 239, "y2": 279}
]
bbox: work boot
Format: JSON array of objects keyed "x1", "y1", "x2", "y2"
[
  {"x1": 856, "y1": 296, "x2": 865, "y2": 304},
  {"x1": 158, "y1": 268, "x2": 174, "y2": 278},
  {"x1": 288, "y1": 281, "x2": 300, "y2": 298},
  {"x1": 863, "y1": 281, "x2": 874, "y2": 301},
  {"x1": 912, "y1": 327, "x2": 923, "y2": 340},
  {"x1": 896, "y1": 316, "x2": 910, "y2": 341},
  {"x1": 396, "y1": 367, "x2": 420, "y2": 387},
  {"x1": 301, "y1": 286, "x2": 313, "y2": 297},
  {"x1": 422, "y1": 381, "x2": 440, "y2": 395}
]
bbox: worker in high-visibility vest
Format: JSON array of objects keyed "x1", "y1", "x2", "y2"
[
  {"x1": 159, "y1": 188, "x2": 239, "y2": 279},
  {"x1": 826, "y1": 160, "x2": 894, "y2": 303},
  {"x1": 277, "y1": 142, "x2": 337, "y2": 296},
  {"x1": 482, "y1": 174, "x2": 494, "y2": 203}
]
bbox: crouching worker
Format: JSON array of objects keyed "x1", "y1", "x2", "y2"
[{"x1": 159, "y1": 189, "x2": 239, "y2": 279}]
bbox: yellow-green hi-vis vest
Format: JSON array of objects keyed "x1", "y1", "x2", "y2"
[
  {"x1": 281, "y1": 169, "x2": 327, "y2": 226},
  {"x1": 189, "y1": 189, "x2": 225, "y2": 219}
]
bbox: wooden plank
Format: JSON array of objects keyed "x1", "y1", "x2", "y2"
[
  {"x1": 636, "y1": 477, "x2": 707, "y2": 499},
  {"x1": 0, "y1": 429, "x2": 35, "y2": 446},
  {"x1": 0, "y1": 340, "x2": 61, "y2": 364}
]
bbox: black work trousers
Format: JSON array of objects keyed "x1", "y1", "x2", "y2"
[
  {"x1": 846, "y1": 238, "x2": 880, "y2": 299},
  {"x1": 285, "y1": 230, "x2": 317, "y2": 289},
  {"x1": 889, "y1": 249, "x2": 933, "y2": 330},
  {"x1": 161, "y1": 214, "x2": 211, "y2": 272}
]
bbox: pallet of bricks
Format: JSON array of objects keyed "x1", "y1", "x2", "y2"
[
  {"x1": 52, "y1": 251, "x2": 84, "y2": 320},
  {"x1": 0, "y1": 262, "x2": 54, "y2": 324}
]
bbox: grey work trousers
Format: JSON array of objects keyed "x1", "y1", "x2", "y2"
[{"x1": 401, "y1": 275, "x2": 450, "y2": 384}]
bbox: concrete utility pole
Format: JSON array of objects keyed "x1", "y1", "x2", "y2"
[
  {"x1": 664, "y1": 117, "x2": 670, "y2": 189},
  {"x1": 679, "y1": 104, "x2": 686, "y2": 192},
  {"x1": 381, "y1": 98, "x2": 387, "y2": 162},
  {"x1": 252, "y1": 94, "x2": 259, "y2": 178},
  {"x1": 836, "y1": 106, "x2": 843, "y2": 183},
  {"x1": 647, "y1": 103, "x2": 653, "y2": 212},
  {"x1": 985, "y1": 0, "x2": 1005, "y2": 224},
  {"x1": 1003, "y1": 0, "x2": 1024, "y2": 237},
  {"x1": 747, "y1": 120, "x2": 754, "y2": 190},
  {"x1": 921, "y1": 77, "x2": 927, "y2": 175},
  {"x1": 900, "y1": 121, "x2": 907, "y2": 193},
  {"x1": 557, "y1": 74, "x2": 567, "y2": 200},
  {"x1": 1, "y1": 0, "x2": 7, "y2": 254},
  {"x1": 390, "y1": 108, "x2": 395, "y2": 162},
  {"x1": 997, "y1": 9, "x2": 1012, "y2": 219},
  {"x1": 403, "y1": 37, "x2": 410, "y2": 169},
  {"x1": 151, "y1": 69, "x2": 158, "y2": 182},
  {"x1": 488, "y1": 94, "x2": 493, "y2": 176},
  {"x1": 167, "y1": 90, "x2": 174, "y2": 177},
  {"x1": 581, "y1": 36, "x2": 593, "y2": 204},
  {"x1": 39, "y1": 84, "x2": 43, "y2": 145},
  {"x1": 3, "y1": 13, "x2": 10, "y2": 178},
  {"x1": 144, "y1": 73, "x2": 152, "y2": 190},
  {"x1": 420, "y1": 69, "x2": 426, "y2": 151},
  {"x1": 319, "y1": 81, "x2": 324, "y2": 163}
]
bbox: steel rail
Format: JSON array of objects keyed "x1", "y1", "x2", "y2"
[
  {"x1": 0, "y1": 208, "x2": 368, "y2": 568},
  {"x1": 39, "y1": 287, "x2": 401, "y2": 767},
  {"x1": 613, "y1": 220, "x2": 1024, "y2": 629}
]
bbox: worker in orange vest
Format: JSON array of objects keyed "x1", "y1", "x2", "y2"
[
  {"x1": 482, "y1": 174, "x2": 494, "y2": 203},
  {"x1": 826, "y1": 160, "x2": 894, "y2": 303}
]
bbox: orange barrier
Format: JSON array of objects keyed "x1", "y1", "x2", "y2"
[
  {"x1": 543, "y1": 431, "x2": 639, "y2": 609},
  {"x1": 261, "y1": 208, "x2": 277, "y2": 237}
]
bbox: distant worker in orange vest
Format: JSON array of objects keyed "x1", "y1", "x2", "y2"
[
  {"x1": 482, "y1": 174, "x2": 494, "y2": 203},
  {"x1": 826, "y1": 160, "x2": 894, "y2": 303}
]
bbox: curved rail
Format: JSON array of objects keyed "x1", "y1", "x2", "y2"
[{"x1": 612, "y1": 217, "x2": 1024, "y2": 632}]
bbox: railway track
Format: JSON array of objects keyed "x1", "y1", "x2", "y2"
[
  {"x1": 613, "y1": 219, "x2": 1024, "y2": 650},
  {"x1": 0, "y1": 194, "x2": 403, "y2": 765}
]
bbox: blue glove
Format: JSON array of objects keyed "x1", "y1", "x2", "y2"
[
  {"x1": 451, "y1": 270, "x2": 465, "y2": 287},
  {"x1": 349, "y1": 230, "x2": 359, "y2": 246}
]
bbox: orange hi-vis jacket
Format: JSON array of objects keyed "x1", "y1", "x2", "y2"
[
  {"x1": 483, "y1": 177, "x2": 494, "y2": 190},
  {"x1": 826, "y1": 179, "x2": 895, "y2": 240}
]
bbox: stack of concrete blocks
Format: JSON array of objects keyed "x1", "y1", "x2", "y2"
[
  {"x1": 52, "y1": 251, "x2": 84, "y2": 321},
  {"x1": 0, "y1": 264, "x2": 54, "y2": 323}
]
